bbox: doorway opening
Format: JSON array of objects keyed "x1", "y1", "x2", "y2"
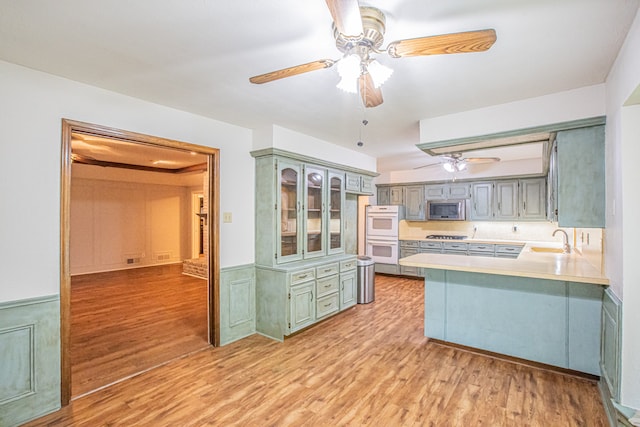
[{"x1": 60, "y1": 119, "x2": 220, "y2": 405}]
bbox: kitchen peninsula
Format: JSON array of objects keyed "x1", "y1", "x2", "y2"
[{"x1": 400, "y1": 243, "x2": 609, "y2": 375}]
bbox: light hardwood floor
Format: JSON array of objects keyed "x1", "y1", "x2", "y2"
[
  {"x1": 27, "y1": 274, "x2": 607, "y2": 426},
  {"x1": 70, "y1": 264, "x2": 209, "y2": 396}
]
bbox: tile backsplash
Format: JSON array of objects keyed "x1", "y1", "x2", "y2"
[{"x1": 399, "y1": 220, "x2": 570, "y2": 242}]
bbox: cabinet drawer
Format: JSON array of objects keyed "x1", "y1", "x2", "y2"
[
  {"x1": 443, "y1": 242, "x2": 469, "y2": 253},
  {"x1": 291, "y1": 268, "x2": 315, "y2": 285},
  {"x1": 495, "y1": 244, "x2": 524, "y2": 257},
  {"x1": 400, "y1": 240, "x2": 420, "y2": 248},
  {"x1": 468, "y1": 243, "x2": 495, "y2": 253},
  {"x1": 316, "y1": 263, "x2": 339, "y2": 278},
  {"x1": 340, "y1": 258, "x2": 357, "y2": 272},
  {"x1": 420, "y1": 241, "x2": 443, "y2": 252},
  {"x1": 316, "y1": 275, "x2": 339, "y2": 298},
  {"x1": 316, "y1": 293, "x2": 340, "y2": 319}
]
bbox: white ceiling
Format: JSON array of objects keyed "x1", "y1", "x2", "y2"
[{"x1": 1, "y1": 0, "x2": 638, "y2": 172}]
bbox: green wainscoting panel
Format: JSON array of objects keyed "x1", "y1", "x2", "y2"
[
  {"x1": 567, "y1": 281, "x2": 603, "y2": 374},
  {"x1": 600, "y1": 288, "x2": 622, "y2": 400},
  {"x1": 220, "y1": 265, "x2": 256, "y2": 346},
  {"x1": 424, "y1": 269, "x2": 604, "y2": 375},
  {"x1": 0, "y1": 296, "x2": 61, "y2": 427}
]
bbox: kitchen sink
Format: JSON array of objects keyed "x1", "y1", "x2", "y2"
[{"x1": 530, "y1": 246, "x2": 565, "y2": 254}]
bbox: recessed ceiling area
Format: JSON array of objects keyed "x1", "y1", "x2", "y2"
[{"x1": 71, "y1": 133, "x2": 208, "y2": 186}]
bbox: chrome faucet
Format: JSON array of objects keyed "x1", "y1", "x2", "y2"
[{"x1": 552, "y1": 229, "x2": 571, "y2": 254}]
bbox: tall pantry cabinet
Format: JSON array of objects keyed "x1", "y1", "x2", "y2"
[{"x1": 252, "y1": 149, "x2": 376, "y2": 341}]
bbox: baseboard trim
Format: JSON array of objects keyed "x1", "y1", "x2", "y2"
[{"x1": 430, "y1": 339, "x2": 600, "y2": 382}]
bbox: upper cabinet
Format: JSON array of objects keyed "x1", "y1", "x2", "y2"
[
  {"x1": 471, "y1": 178, "x2": 546, "y2": 221},
  {"x1": 494, "y1": 180, "x2": 519, "y2": 220},
  {"x1": 404, "y1": 185, "x2": 425, "y2": 220},
  {"x1": 554, "y1": 125, "x2": 605, "y2": 227},
  {"x1": 345, "y1": 172, "x2": 374, "y2": 195},
  {"x1": 305, "y1": 167, "x2": 326, "y2": 259},
  {"x1": 470, "y1": 182, "x2": 493, "y2": 220},
  {"x1": 328, "y1": 171, "x2": 345, "y2": 255},
  {"x1": 253, "y1": 149, "x2": 376, "y2": 267},
  {"x1": 278, "y1": 160, "x2": 303, "y2": 263},
  {"x1": 520, "y1": 177, "x2": 547, "y2": 220},
  {"x1": 377, "y1": 185, "x2": 404, "y2": 206},
  {"x1": 425, "y1": 183, "x2": 470, "y2": 200}
]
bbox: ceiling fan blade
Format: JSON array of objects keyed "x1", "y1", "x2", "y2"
[
  {"x1": 359, "y1": 73, "x2": 383, "y2": 108},
  {"x1": 464, "y1": 157, "x2": 501, "y2": 163},
  {"x1": 413, "y1": 162, "x2": 443, "y2": 170},
  {"x1": 387, "y1": 29, "x2": 497, "y2": 58},
  {"x1": 325, "y1": 0, "x2": 363, "y2": 38},
  {"x1": 249, "y1": 59, "x2": 335, "y2": 84}
]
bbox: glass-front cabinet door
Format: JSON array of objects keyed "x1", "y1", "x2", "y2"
[
  {"x1": 328, "y1": 171, "x2": 344, "y2": 254},
  {"x1": 304, "y1": 166, "x2": 326, "y2": 259},
  {"x1": 278, "y1": 161, "x2": 303, "y2": 263}
]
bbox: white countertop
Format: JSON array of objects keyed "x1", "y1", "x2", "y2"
[{"x1": 399, "y1": 242, "x2": 609, "y2": 285}]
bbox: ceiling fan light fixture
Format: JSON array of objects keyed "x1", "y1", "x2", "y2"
[
  {"x1": 443, "y1": 162, "x2": 455, "y2": 173},
  {"x1": 336, "y1": 54, "x2": 361, "y2": 93},
  {"x1": 337, "y1": 76, "x2": 358, "y2": 93},
  {"x1": 337, "y1": 54, "x2": 360, "y2": 79},
  {"x1": 367, "y1": 59, "x2": 393, "y2": 88},
  {"x1": 456, "y1": 161, "x2": 467, "y2": 171}
]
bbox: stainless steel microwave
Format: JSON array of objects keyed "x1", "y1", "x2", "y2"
[{"x1": 426, "y1": 199, "x2": 466, "y2": 221}]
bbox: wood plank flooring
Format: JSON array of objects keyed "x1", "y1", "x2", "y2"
[
  {"x1": 28, "y1": 274, "x2": 607, "y2": 426},
  {"x1": 70, "y1": 264, "x2": 209, "y2": 396}
]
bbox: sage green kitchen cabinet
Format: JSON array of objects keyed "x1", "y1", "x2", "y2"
[
  {"x1": 400, "y1": 244, "x2": 421, "y2": 277},
  {"x1": 520, "y1": 177, "x2": 546, "y2": 220},
  {"x1": 345, "y1": 172, "x2": 374, "y2": 195},
  {"x1": 555, "y1": 125, "x2": 605, "y2": 227},
  {"x1": 404, "y1": 185, "x2": 425, "y2": 220},
  {"x1": 377, "y1": 186, "x2": 390, "y2": 205},
  {"x1": 255, "y1": 154, "x2": 348, "y2": 266},
  {"x1": 494, "y1": 180, "x2": 519, "y2": 220},
  {"x1": 390, "y1": 186, "x2": 404, "y2": 205},
  {"x1": 290, "y1": 281, "x2": 315, "y2": 333},
  {"x1": 276, "y1": 159, "x2": 304, "y2": 264},
  {"x1": 328, "y1": 171, "x2": 345, "y2": 255},
  {"x1": 305, "y1": 166, "x2": 327, "y2": 259},
  {"x1": 471, "y1": 182, "x2": 493, "y2": 220},
  {"x1": 425, "y1": 183, "x2": 470, "y2": 200},
  {"x1": 339, "y1": 270, "x2": 357, "y2": 309},
  {"x1": 377, "y1": 185, "x2": 404, "y2": 206}
]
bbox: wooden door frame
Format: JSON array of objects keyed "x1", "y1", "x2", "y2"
[{"x1": 60, "y1": 119, "x2": 220, "y2": 405}]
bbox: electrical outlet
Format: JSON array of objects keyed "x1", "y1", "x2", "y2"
[{"x1": 223, "y1": 212, "x2": 232, "y2": 223}]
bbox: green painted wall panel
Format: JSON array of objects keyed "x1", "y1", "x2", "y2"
[
  {"x1": 0, "y1": 296, "x2": 61, "y2": 427},
  {"x1": 220, "y1": 265, "x2": 256, "y2": 346}
]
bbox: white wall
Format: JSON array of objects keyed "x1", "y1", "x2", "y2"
[
  {"x1": 605, "y1": 8, "x2": 640, "y2": 410},
  {"x1": 70, "y1": 177, "x2": 192, "y2": 275},
  {"x1": 419, "y1": 84, "x2": 606, "y2": 144},
  {"x1": 254, "y1": 124, "x2": 377, "y2": 172},
  {"x1": 0, "y1": 60, "x2": 254, "y2": 303}
]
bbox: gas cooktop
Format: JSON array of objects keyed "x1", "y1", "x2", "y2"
[{"x1": 426, "y1": 235, "x2": 467, "y2": 240}]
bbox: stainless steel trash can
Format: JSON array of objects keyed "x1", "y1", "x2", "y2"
[{"x1": 356, "y1": 256, "x2": 375, "y2": 304}]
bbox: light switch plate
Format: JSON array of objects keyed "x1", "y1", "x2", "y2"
[{"x1": 223, "y1": 212, "x2": 232, "y2": 223}]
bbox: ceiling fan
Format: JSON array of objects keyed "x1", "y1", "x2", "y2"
[
  {"x1": 416, "y1": 153, "x2": 501, "y2": 172},
  {"x1": 249, "y1": 0, "x2": 497, "y2": 108}
]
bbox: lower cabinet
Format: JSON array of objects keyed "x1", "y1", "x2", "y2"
[
  {"x1": 256, "y1": 254, "x2": 357, "y2": 341},
  {"x1": 340, "y1": 270, "x2": 357, "y2": 310}
]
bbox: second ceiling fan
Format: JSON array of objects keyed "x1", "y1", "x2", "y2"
[{"x1": 249, "y1": 0, "x2": 497, "y2": 108}]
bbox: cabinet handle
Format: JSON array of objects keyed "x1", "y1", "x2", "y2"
[
  {"x1": 299, "y1": 274, "x2": 308, "y2": 279},
  {"x1": 324, "y1": 303, "x2": 332, "y2": 308},
  {"x1": 324, "y1": 284, "x2": 331, "y2": 288},
  {"x1": 523, "y1": 201, "x2": 526, "y2": 211},
  {"x1": 310, "y1": 291, "x2": 313, "y2": 301},
  {"x1": 297, "y1": 201, "x2": 301, "y2": 212}
]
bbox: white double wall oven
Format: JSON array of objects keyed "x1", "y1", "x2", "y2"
[{"x1": 365, "y1": 205, "x2": 404, "y2": 265}]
